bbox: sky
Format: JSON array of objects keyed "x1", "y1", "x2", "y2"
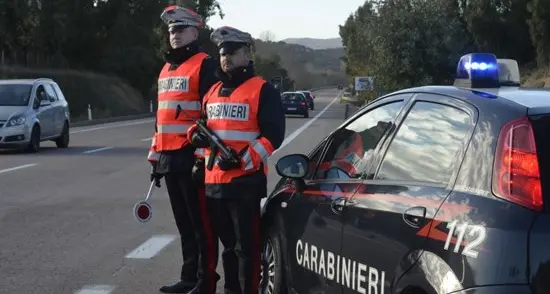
[{"x1": 206, "y1": 0, "x2": 366, "y2": 40}]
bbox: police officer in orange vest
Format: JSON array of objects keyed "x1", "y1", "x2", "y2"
[
  {"x1": 147, "y1": 5, "x2": 219, "y2": 294},
  {"x1": 187, "y1": 26, "x2": 286, "y2": 294}
]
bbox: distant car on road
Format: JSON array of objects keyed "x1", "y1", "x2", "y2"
[
  {"x1": 0, "y1": 78, "x2": 71, "y2": 152},
  {"x1": 281, "y1": 92, "x2": 309, "y2": 118},
  {"x1": 297, "y1": 90, "x2": 315, "y2": 110}
]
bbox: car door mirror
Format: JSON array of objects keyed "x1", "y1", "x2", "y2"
[{"x1": 275, "y1": 154, "x2": 309, "y2": 179}]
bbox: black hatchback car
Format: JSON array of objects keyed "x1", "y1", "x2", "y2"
[
  {"x1": 259, "y1": 53, "x2": 550, "y2": 294},
  {"x1": 282, "y1": 92, "x2": 310, "y2": 118}
]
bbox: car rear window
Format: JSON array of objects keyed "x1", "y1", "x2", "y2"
[
  {"x1": 282, "y1": 94, "x2": 304, "y2": 101},
  {"x1": 531, "y1": 114, "x2": 550, "y2": 208}
]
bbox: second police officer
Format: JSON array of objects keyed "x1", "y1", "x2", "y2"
[
  {"x1": 187, "y1": 26, "x2": 286, "y2": 294},
  {"x1": 147, "y1": 5, "x2": 219, "y2": 294}
]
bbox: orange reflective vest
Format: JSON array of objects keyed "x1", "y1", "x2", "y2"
[
  {"x1": 201, "y1": 76, "x2": 275, "y2": 184},
  {"x1": 318, "y1": 133, "x2": 364, "y2": 176},
  {"x1": 147, "y1": 52, "x2": 208, "y2": 162}
]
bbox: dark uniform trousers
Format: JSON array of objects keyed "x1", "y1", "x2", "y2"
[
  {"x1": 205, "y1": 172, "x2": 265, "y2": 294},
  {"x1": 159, "y1": 146, "x2": 219, "y2": 290}
]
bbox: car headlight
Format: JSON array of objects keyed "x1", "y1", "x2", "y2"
[{"x1": 6, "y1": 116, "x2": 26, "y2": 127}]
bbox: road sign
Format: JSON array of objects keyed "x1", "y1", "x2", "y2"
[{"x1": 354, "y1": 76, "x2": 374, "y2": 91}]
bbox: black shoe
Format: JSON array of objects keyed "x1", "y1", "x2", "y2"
[{"x1": 159, "y1": 280, "x2": 197, "y2": 293}]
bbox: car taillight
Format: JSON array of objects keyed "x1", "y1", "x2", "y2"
[
  {"x1": 492, "y1": 117, "x2": 543, "y2": 211},
  {"x1": 300, "y1": 102, "x2": 306, "y2": 106}
]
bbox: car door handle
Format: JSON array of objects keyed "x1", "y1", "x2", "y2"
[
  {"x1": 330, "y1": 197, "x2": 347, "y2": 214},
  {"x1": 403, "y1": 206, "x2": 426, "y2": 228}
]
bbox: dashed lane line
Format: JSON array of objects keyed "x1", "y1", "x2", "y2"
[
  {"x1": 82, "y1": 147, "x2": 114, "y2": 154},
  {"x1": 74, "y1": 284, "x2": 115, "y2": 294},
  {"x1": 124, "y1": 234, "x2": 178, "y2": 259},
  {"x1": 70, "y1": 119, "x2": 154, "y2": 134},
  {"x1": 0, "y1": 163, "x2": 37, "y2": 175}
]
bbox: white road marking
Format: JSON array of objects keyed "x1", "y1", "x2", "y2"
[
  {"x1": 274, "y1": 93, "x2": 341, "y2": 154},
  {"x1": 0, "y1": 163, "x2": 37, "y2": 174},
  {"x1": 74, "y1": 284, "x2": 115, "y2": 294},
  {"x1": 83, "y1": 147, "x2": 114, "y2": 154},
  {"x1": 140, "y1": 137, "x2": 152, "y2": 141},
  {"x1": 125, "y1": 234, "x2": 177, "y2": 259},
  {"x1": 70, "y1": 119, "x2": 154, "y2": 134}
]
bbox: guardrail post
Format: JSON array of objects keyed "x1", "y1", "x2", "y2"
[
  {"x1": 344, "y1": 103, "x2": 349, "y2": 120},
  {"x1": 88, "y1": 104, "x2": 92, "y2": 121}
]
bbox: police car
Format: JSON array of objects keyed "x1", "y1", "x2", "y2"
[{"x1": 259, "y1": 53, "x2": 550, "y2": 294}]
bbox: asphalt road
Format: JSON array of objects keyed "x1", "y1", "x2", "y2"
[{"x1": 0, "y1": 88, "x2": 352, "y2": 294}]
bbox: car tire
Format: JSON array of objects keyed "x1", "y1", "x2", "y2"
[
  {"x1": 310, "y1": 104, "x2": 314, "y2": 110},
  {"x1": 260, "y1": 228, "x2": 285, "y2": 294},
  {"x1": 55, "y1": 121, "x2": 70, "y2": 148},
  {"x1": 25, "y1": 124, "x2": 40, "y2": 153},
  {"x1": 303, "y1": 110, "x2": 309, "y2": 118}
]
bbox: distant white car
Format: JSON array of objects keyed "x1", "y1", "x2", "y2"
[{"x1": 0, "y1": 78, "x2": 71, "y2": 152}]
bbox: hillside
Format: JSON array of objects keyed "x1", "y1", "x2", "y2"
[
  {"x1": 282, "y1": 37, "x2": 343, "y2": 50},
  {"x1": 254, "y1": 40, "x2": 346, "y2": 89}
]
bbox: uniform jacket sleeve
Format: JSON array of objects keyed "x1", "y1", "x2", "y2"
[
  {"x1": 242, "y1": 82, "x2": 286, "y2": 171},
  {"x1": 198, "y1": 56, "x2": 220, "y2": 102},
  {"x1": 191, "y1": 56, "x2": 219, "y2": 159}
]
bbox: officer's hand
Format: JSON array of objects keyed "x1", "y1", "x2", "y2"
[
  {"x1": 192, "y1": 159, "x2": 205, "y2": 183},
  {"x1": 190, "y1": 131, "x2": 210, "y2": 148},
  {"x1": 150, "y1": 164, "x2": 163, "y2": 187},
  {"x1": 217, "y1": 148, "x2": 242, "y2": 171}
]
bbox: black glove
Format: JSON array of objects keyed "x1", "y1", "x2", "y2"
[
  {"x1": 217, "y1": 147, "x2": 242, "y2": 171},
  {"x1": 192, "y1": 158, "x2": 205, "y2": 183},
  {"x1": 149, "y1": 163, "x2": 163, "y2": 187},
  {"x1": 190, "y1": 131, "x2": 210, "y2": 148}
]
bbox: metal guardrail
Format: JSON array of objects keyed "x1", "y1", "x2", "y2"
[
  {"x1": 71, "y1": 113, "x2": 154, "y2": 127},
  {"x1": 71, "y1": 86, "x2": 339, "y2": 128}
]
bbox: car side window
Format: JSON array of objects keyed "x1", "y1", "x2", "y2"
[
  {"x1": 44, "y1": 84, "x2": 58, "y2": 102},
  {"x1": 375, "y1": 100, "x2": 472, "y2": 184},
  {"x1": 314, "y1": 100, "x2": 406, "y2": 180}
]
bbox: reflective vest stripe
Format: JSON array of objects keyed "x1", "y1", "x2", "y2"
[
  {"x1": 157, "y1": 123, "x2": 193, "y2": 134},
  {"x1": 147, "y1": 135, "x2": 160, "y2": 162},
  {"x1": 194, "y1": 148, "x2": 205, "y2": 158},
  {"x1": 214, "y1": 130, "x2": 260, "y2": 141},
  {"x1": 158, "y1": 100, "x2": 201, "y2": 111},
  {"x1": 147, "y1": 150, "x2": 160, "y2": 161},
  {"x1": 251, "y1": 138, "x2": 271, "y2": 160}
]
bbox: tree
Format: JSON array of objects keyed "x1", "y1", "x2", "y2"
[
  {"x1": 259, "y1": 30, "x2": 276, "y2": 42},
  {"x1": 528, "y1": 0, "x2": 550, "y2": 66},
  {"x1": 339, "y1": 0, "x2": 545, "y2": 94}
]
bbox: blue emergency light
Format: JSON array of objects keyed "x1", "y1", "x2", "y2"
[{"x1": 454, "y1": 53, "x2": 500, "y2": 88}]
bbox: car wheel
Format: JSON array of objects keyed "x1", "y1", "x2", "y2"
[
  {"x1": 55, "y1": 121, "x2": 70, "y2": 148},
  {"x1": 303, "y1": 110, "x2": 309, "y2": 118},
  {"x1": 260, "y1": 229, "x2": 285, "y2": 294},
  {"x1": 311, "y1": 104, "x2": 314, "y2": 110},
  {"x1": 25, "y1": 125, "x2": 40, "y2": 153}
]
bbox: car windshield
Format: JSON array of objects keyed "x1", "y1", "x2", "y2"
[
  {"x1": 0, "y1": 84, "x2": 32, "y2": 106},
  {"x1": 282, "y1": 93, "x2": 303, "y2": 101}
]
